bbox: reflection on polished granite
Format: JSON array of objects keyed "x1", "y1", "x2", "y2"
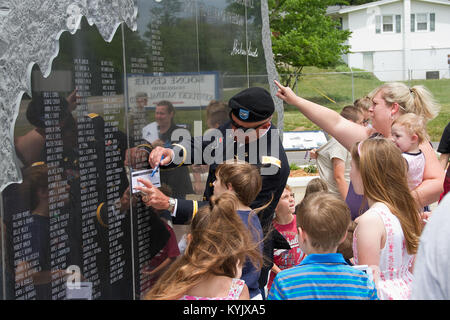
[{"x1": 0, "y1": 0, "x2": 278, "y2": 300}]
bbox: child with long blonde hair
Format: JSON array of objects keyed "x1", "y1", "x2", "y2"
[
  {"x1": 350, "y1": 138, "x2": 422, "y2": 300},
  {"x1": 145, "y1": 191, "x2": 262, "y2": 300}
]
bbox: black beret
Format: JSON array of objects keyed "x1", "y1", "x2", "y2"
[{"x1": 229, "y1": 87, "x2": 274, "y2": 122}]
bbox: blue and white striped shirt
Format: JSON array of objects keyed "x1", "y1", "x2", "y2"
[{"x1": 268, "y1": 253, "x2": 378, "y2": 300}]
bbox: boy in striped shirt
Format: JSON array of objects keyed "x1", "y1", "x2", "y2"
[{"x1": 268, "y1": 192, "x2": 378, "y2": 300}]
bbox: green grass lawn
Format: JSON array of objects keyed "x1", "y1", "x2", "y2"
[{"x1": 282, "y1": 67, "x2": 450, "y2": 142}]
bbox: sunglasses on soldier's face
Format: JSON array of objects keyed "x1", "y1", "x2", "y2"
[{"x1": 229, "y1": 112, "x2": 268, "y2": 132}]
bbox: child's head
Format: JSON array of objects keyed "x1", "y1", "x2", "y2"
[
  {"x1": 341, "y1": 105, "x2": 363, "y2": 125},
  {"x1": 206, "y1": 100, "x2": 229, "y2": 129},
  {"x1": 354, "y1": 96, "x2": 372, "y2": 126},
  {"x1": 391, "y1": 113, "x2": 428, "y2": 152},
  {"x1": 213, "y1": 160, "x2": 261, "y2": 206},
  {"x1": 350, "y1": 138, "x2": 421, "y2": 254},
  {"x1": 275, "y1": 185, "x2": 295, "y2": 216},
  {"x1": 304, "y1": 178, "x2": 328, "y2": 198},
  {"x1": 296, "y1": 192, "x2": 350, "y2": 254},
  {"x1": 295, "y1": 178, "x2": 328, "y2": 216},
  {"x1": 350, "y1": 138, "x2": 406, "y2": 197},
  {"x1": 146, "y1": 191, "x2": 262, "y2": 300},
  {"x1": 187, "y1": 191, "x2": 262, "y2": 274},
  {"x1": 350, "y1": 138, "x2": 409, "y2": 198}
]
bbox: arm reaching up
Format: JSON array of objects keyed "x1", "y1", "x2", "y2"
[{"x1": 274, "y1": 80, "x2": 371, "y2": 150}]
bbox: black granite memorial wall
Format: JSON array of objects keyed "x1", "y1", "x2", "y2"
[{"x1": 0, "y1": 0, "x2": 280, "y2": 300}]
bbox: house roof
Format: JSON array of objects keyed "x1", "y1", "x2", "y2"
[{"x1": 329, "y1": 0, "x2": 450, "y2": 15}]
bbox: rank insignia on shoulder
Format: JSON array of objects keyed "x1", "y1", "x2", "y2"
[
  {"x1": 261, "y1": 156, "x2": 281, "y2": 168},
  {"x1": 88, "y1": 113, "x2": 99, "y2": 119}
]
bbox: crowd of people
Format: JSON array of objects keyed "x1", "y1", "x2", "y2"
[
  {"x1": 8, "y1": 80, "x2": 448, "y2": 301},
  {"x1": 134, "y1": 82, "x2": 449, "y2": 300}
]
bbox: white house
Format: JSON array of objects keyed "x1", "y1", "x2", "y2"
[{"x1": 328, "y1": 0, "x2": 450, "y2": 81}]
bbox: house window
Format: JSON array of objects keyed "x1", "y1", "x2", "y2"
[
  {"x1": 382, "y1": 15, "x2": 393, "y2": 32},
  {"x1": 375, "y1": 15, "x2": 401, "y2": 33},
  {"x1": 375, "y1": 15, "x2": 381, "y2": 33},
  {"x1": 395, "y1": 15, "x2": 401, "y2": 33},
  {"x1": 417, "y1": 13, "x2": 428, "y2": 31},
  {"x1": 411, "y1": 13, "x2": 435, "y2": 32},
  {"x1": 430, "y1": 13, "x2": 435, "y2": 31}
]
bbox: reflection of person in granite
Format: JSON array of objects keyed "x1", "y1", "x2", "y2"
[
  {"x1": 69, "y1": 109, "x2": 167, "y2": 299},
  {"x1": 2, "y1": 91, "x2": 80, "y2": 299},
  {"x1": 136, "y1": 92, "x2": 149, "y2": 111},
  {"x1": 139, "y1": 87, "x2": 291, "y2": 299},
  {"x1": 89, "y1": 105, "x2": 175, "y2": 298},
  {"x1": 205, "y1": 100, "x2": 230, "y2": 132},
  {"x1": 142, "y1": 100, "x2": 193, "y2": 199},
  {"x1": 123, "y1": 186, "x2": 170, "y2": 299},
  {"x1": 16, "y1": 91, "x2": 131, "y2": 299},
  {"x1": 192, "y1": 100, "x2": 230, "y2": 194},
  {"x1": 2, "y1": 173, "x2": 30, "y2": 299},
  {"x1": 14, "y1": 90, "x2": 78, "y2": 168},
  {"x1": 15, "y1": 162, "x2": 73, "y2": 300},
  {"x1": 129, "y1": 92, "x2": 149, "y2": 147},
  {"x1": 140, "y1": 184, "x2": 180, "y2": 298},
  {"x1": 125, "y1": 92, "x2": 152, "y2": 172},
  {"x1": 81, "y1": 112, "x2": 135, "y2": 299},
  {"x1": 122, "y1": 98, "x2": 172, "y2": 294}
]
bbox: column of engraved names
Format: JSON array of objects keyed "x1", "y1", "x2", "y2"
[
  {"x1": 149, "y1": 15, "x2": 164, "y2": 74},
  {"x1": 129, "y1": 57, "x2": 147, "y2": 145},
  {"x1": 135, "y1": 12, "x2": 163, "y2": 296},
  {"x1": 44, "y1": 91, "x2": 71, "y2": 299},
  {"x1": 12, "y1": 209, "x2": 36, "y2": 299},
  {"x1": 101, "y1": 60, "x2": 126, "y2": 284},
  {"x1": 131, "y1": 57, "x2": 152, "y2": 294},
  {"x1": 74, "y1": 58, "x2": 101, "y2": 299},
  {"x1": 133, "y1": 82, "x2": 152, "y2": 294}
]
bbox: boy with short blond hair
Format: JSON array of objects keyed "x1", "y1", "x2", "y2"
[{"x1": 268, "y1": 192, "x2": 378, "y2": 300}]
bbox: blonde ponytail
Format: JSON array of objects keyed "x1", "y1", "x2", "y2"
[{"x1": 370, "y1": 82, "x2": 440, "y2": 121}]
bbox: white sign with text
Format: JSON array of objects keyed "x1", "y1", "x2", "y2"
[{"x1": 128, "y1": 72, "x2": 218, "y2": 109}]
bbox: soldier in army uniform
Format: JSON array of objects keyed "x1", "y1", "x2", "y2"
[{"x1": 136, "y1": 87, "x2": 290, "y2": 299}]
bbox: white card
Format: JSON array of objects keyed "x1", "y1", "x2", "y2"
[
  {"x1": 131, "y1": 168, "x2": 161, "y2": 193},
  {"x1": 66, "y1": 282, "x2": 92, "y2": 300}
]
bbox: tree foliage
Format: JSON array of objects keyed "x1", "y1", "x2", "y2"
[{"x1": 269, "y1": 0, "x2": 352, "y2": 87}]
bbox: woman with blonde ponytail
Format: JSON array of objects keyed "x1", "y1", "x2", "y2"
[
  {"x1": 350, "y1": 138, "x2": 422, "y2": 300},
  {"x1": 145, "y1": 191, "x2": 262, "y2": 300},
  {"x1": 275, "y1": 80, "x2": 444, "y2": 215}
]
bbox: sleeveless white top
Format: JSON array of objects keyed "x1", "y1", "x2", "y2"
[
  {"x1": 353, "y1": 202, "x2": 415, "y2": 300},
  {"x1": 179, "y1": 278, "x2": 245, "y2": 300}
]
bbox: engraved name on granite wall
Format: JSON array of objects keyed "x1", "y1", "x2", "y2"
[{"x1": 0, "y1": 0, "x2": 279, "y2": 299}]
